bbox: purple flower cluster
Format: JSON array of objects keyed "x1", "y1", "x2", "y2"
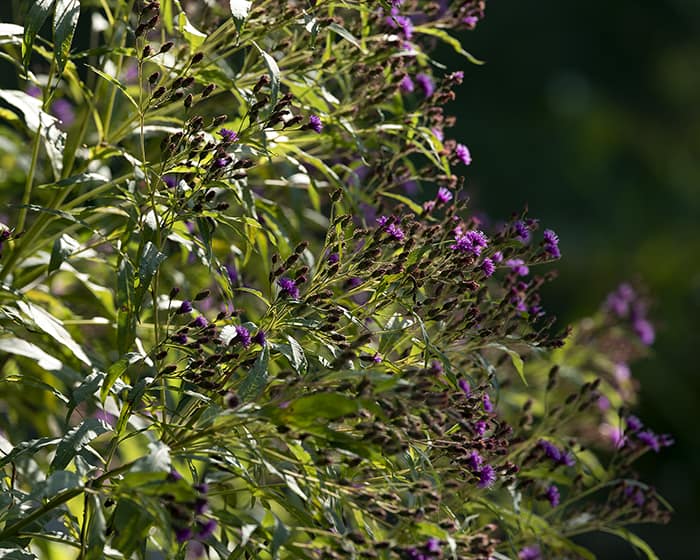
[
  {"x1": 386, "y1": 7, "x2": 414, "y2": 40},
  {"x1": 605, "y1": 283, "x2": 655, "y2": 345},
  {"x1": 455, "y1": 143, "x2": 472, "y2": 166},
  {"x1": 234, "y1": 325, "x2": 251, "y2": 348},
  {"x1": 537, "y1": 439, "x2": 575, "y2": 467},
  {"x1": 415, "y1": 73, "x2": 435, "y2": 97},
  {"x1": 277, "y1": 276, "x2": 300, "y2": 299},
  {"x1": 405, "y1": 537, "x2": 442, "y2": 560},
  {"x1": 518, "y1": 545, "x2": 542, "y2": 560},
  {"x1": 545, "y1": 484, "x2": 560, "y2": 507},
  {"x1": 514, "y1": 220, "x2": 530, "y2": 243},
  {"x1": 217, "y1": 128, "x2": 238, "y2": 143},
  {"x1": 450, "y1": 228, "x2": 488, "y2": 255},
  {"x1": 543, "y1": 229, "x2": 561, "y2": 258},
  {"x1": 377, "y1": 216, "x2": 406, "y2": 241},
  {"x1": 308, "y1": 115, "x2": 323, "y2": 133},
  {"x1": 169, "y1": 475, "x2": 218, "y2": 545},
  {"x1": 481, "y1": 257, "x2": 495, "y2": 277},
  {"x1": 506, "y1": 258, "x2": 529, "y2": 276},
  {"x1": 399, "y1": 75, "x2": 414, "y2": 93},
  {"x1": 465, "y1": 450, "x2": 497, "y2": 488}
]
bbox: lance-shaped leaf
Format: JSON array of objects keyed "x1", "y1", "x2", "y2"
[
  {"x1": 0, "y1": 89, "x2": 66, "y2": 176},
  {"x1": 50, "y1": 417, "x2": 110, "y2": 471},
  {"x1": 0, "y1": 23, "x2": 24, "y2": 46},
  {"x1": 22, "y1": 0, "x2": 55, "y2": 69},
  {"x1": 238, "y1": 345, "x2": 269, "y2": 401},
  {"x1": 53, "y1": 0, "x2": 80, "y2": 76}
]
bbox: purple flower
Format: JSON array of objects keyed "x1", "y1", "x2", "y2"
[
  {"x1": 633, "y1": 318, "x2": 655, "y2": 345},
  {"x1": 253, "y1": 330, "x2": 266, "y2": 346},
  {"x1": 177, "y1": 300, "x2": 193, "y2": 314},
  {"x1": 348, "y1": 276, "x2": 363, "y2": 288},
  {"x1": 425, "y1": 537, "x2": 441, "y2": 554},
  {"x1": 432, "y1": 127, "x2": 444, "y2": 141},
  {"x1": 477, "y1": 464, "x2": 496, "y2": 488},
  {"x1": 637, "y1": 430, "x2": 660, "y2": 452},
  {"x1": 514, "y1": 220, "x2": 530, "y2": 243},
  {"x1": 308, "y1": 115, "x2": 323, "y2": 133},
  {"x1": 518, "y1": 545, "x2": 542, "y2": 560},
  {"x1": 626, "y1": 415, "x2": 642, "y2": 432},
  {"x1": 399, "y1": 75, "x2": 415, "y2": 93},
  {"x1": 225, "y1": 263, "x2": 238, "y2": 285},
  {"x1": 474, "y1": 420, "x2": 488, "y2": 436},
  {"x1": 455, "y1": 143, "x2": 472, "y2": 166},
  {"x1": 415, "y1": 73, "x2": 435, "y2": 97},
  {"x1": 450, "y1": 70, "x2": 464, "y2": 83},
  {"x1": 194, "y1": 497, "x2": 209, "y2": 515},
  {"x1": 172, "y1": 332, "x2": 188, "y2": 345},
  {"x1": 372, "y1": 353, "x2": 382, "y2": 363},
  {"x1": 481, "y1": 257, "x2": 495, "y2": 277},
  {"x1": 163, "y1": 175, "x2": 177, "y2": 189},
  {"x1": 327, "y1": 252, "x2": 339, "y2": 264},
  {"x1": 191, "y1": 316, "x2": 208, "y2": 328},
  {"x1": 545, "y1": 484, "x2": 560, "y2": 507},
  {"x1": 278, "y1": 277, "x2": 300, "y2": 299},
  {"x1": 458, "y1": 379, "x2": 471, "y2": 396},
  {"x1": 197, "y1": 519, "x2": 217, "y2": 539},
  {"x1": 175, "y1": 527, "x2": 193, "y2": 543},
  {"x1": 386, "y1": 8, "x2": 413, "y2": 39},
  {"x1": 214, "y1": 156, "x2": 231, "y2": 169},
  {"x1": 538, "y1": 439, "x2": 561, "y2": 462},
  {"x1": 450, "y1": 229, "x2": 488, "y2": 255},
  {"x1": 492, "y1": 251, "x2": 503, "y2": 263},
  {"x1": 482, "y1": 393, "x2": 494, "y2": 413},
  {"x1": 235, "y1": 325, "x2": 251, "y2": 348},
  {"x1": 463, "y1": 15, "x2": 479, "y2": 28},
  {"x1": 168, "y1": 469, "x2": 183, "y2": 481},
  {"x1": 466, "y1": 450, "x2": 483, "y2": 470},
  {"x1": 385, "y1": 223, "x2": 405, "y2": 241},
  {"x1": 218, "y1": 128, "x2": 238, "y2": 142},
  {"x1": 543, "y1": 228, "x2": 561, "y2": 258},
  {"x1": 559, "y1": 451, "x2": 576, "y2": 467},
  {"x1": 506, "y1": 258, "x2": 529, "y2": 276},
  {"x1": 436, "y1": 187, "x2": 453, "y2": 204}
]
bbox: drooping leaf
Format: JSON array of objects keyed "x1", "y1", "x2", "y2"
[
  {"x1": 84, "y1": 494, "x2": 107, "y2": 560},
  {"x1": 0, "y1": 337, "x2": 63, "y2": 371},
  {"x1": 0, "y1": 23, "x2": 24, "y2": 46},
  {"x1": 0, "y1": 89, "x2": 66, "y2": 176},
  {"x1": 100, "y1": 357, "x2": 128, "y2": 403},
  {"x1": 50, "y1": 417, "x2": 110, "y2": 471},
  {"x1": 16, "y1": 300, "x2": 91, "y2": 366},
  {"x1": 253, "y1": 42, "x2": 280, "y2": 108},
  {"x1": 48, "y1": 233, "x2": 80, "y2": 273},
  {"x1": 238, "y1": 345, "x2": 269, "y2": 401},
  {"x1": 22, "y1": 0, "x2": 55, "y2": 69},
  {"x1": 53, "y1": 0, "x2": 80, "y2": 76}
]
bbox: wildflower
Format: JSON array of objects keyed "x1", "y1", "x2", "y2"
[
  {"x1": 458, "y1": 379, "x2": 471, "y2": 396},
  {"x1": 399, "y1": 75, "x2": 414, "y2": 93},
  {"x1": 213, "y1": 156, "x2": 231, "y2": 169},
  {"x1": 191, "y1": 316, "x2": 208, "y2": 328},
  {"x1": 52, "y1": 99, "x2": 75, "y2": 127},
  {"x1": 432, "y1": 127, "x2": 444, "y2": 141},
  {"x1": 633, "y1": 318, "x2": 655, "y2": 345},
  {"x1": 425, "y1": 537, "x2": 441, "y2": 554},
  {"x1": 177, "y1": 300, "x2": 193, "y2": 314},
  {"x1": 327, "y1": 252, "x2": 339, "y2": 264},
  {"x1": 278, "y1": 277, "x2": 300, "y2": 299},
  {"x1": 481, "y1": 257, "x2": 495, "y2": 277},
  {"x1": 538, "y1": 439, "x2": 561, "y2": 462},
  {"x1": 492, "y1": 250, "x2": 504, "y2": 263},
  {"x1": 385, "y1": 223, "x2": 405, "y2": 241},
  {"x1": 637, "y1": 430, "x2": 660, "y2": 452},
  {"x1": 455, "y1": 143, "x2": 472, "y2": 166},
  {"x1": 518, "y1": 545, "x2": 542, "y2": 560},
  {"x1": 545, "y1": 484, "x2": 560, "y2": 507},
  {"x1": 477, "y1": 464, "x2": 496, "y2": 488},
  {"x1": 450, "y1": 229, "x2": 488, "y2": 255},
  {"x1": 252, "y1": 330, "x2": 266, "y2": 346},
  {"x1": 514, "y1": 220, "x2": 530, "y2": 243},
  {"x1": 506, "y1": 258, "x2": 529, "y2": 276},
  {"x1": 175, "y1": 527, "x2": 193, "y2": 543},
  {"x1": 218, "y1": 128, "x2": 238, "y2": 143},
  {"x1": 372, "y1": 353, "x2": 382, "y2": 363},
  {"x1": 235, "y1": 325, "x2": 251, "y2": 348},
  {"x1": 308, "y1": 115, "x2": 323, "y2": 133},
  {"x1": 436, "y1": 187, "x2": 453, "y2": 204},
  {"x1": 463, "y1": 15, "x2": 479, "y2": 28},
  {"x1": 197, "y1": 519, "x2": 217, "y2": 539},
  {"x1": 386, "y1": 8, "x2": 413, "y2": 40},
  {"x1": 474, "y1": 420, "x2": 488, "y2": 436},
  {"x1": 482, "y1": 394, "x2": 494, "y2": 412},
  {"x1": 466, "y1": 450, "x2": 482, "y2": 470},
  {"x1": 415, "y1": 73, "x2": 435, "y2": 97},
  {"x1": 626, "y1": 415, "x2": 642, "y2": 432}
]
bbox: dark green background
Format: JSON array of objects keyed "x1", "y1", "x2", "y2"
[{"x1": 447, "y1": 1, "x2": 700, "y2": 557}]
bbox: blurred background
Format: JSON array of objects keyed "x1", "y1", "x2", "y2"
[{"x1": 447, "y1": 1, "x2": 700, "y2": 557}]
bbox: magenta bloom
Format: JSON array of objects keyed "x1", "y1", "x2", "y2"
[
  {"x1": 519, "y1": 545, "x2": 542, "y2": 560},
  {"x1": 545, "y1": 484, "x2": 560, "y2": 507},
  {"x1": 477, "y1": 464, "x2": 496, "y2": 488},
  {"x1": 482, "y1": 394, "x2": 494, "y2": 413},
  {"x1": 436, "y1": 187, "x2": 453, "y2": 204},
  {"x1": 399, "y1": 75, "x2": 414, "y2": 93},
  {"x1": 235, "y1": 325, "x2": 251, "y2": 348},
  {"x1": 197, "y1": 519, "x2": 217, "y2": 539},
  {"x1": 450, "y1": 229, "x2": 488, "y2": 255},
  {"x1": 278, "y1": 277, "x2": 300, "y2": 299},
  {"x1": 218, "y1": 128, "x2": 238, "y2": 142},
  {"x1": 481, "y1": 257, "x2": 495, "y2": 277},
  {"x1": 506, "y1": 258, "x2": 529, "y2": 276},
  {"x1": 455, "y1": 143, "x2": 472, "y2": 166},
  {"x1": 543, "y1": 228, "x2": 561, "y2": 258},
  {"x1": 415, "y1": 73, "x2": 435, "y2": 97},
  {"x1": 633, "y1": 318, "x2": 655, "y2": 345},
  {"x1": 308, "y1": 115, "x2": 323, "y2": 133},
  {"x1": 458, "y1": 379, "x2": 471, "y2": 396},
  {"x1": 178, "y1": 300, "x2": 193, "y2": 314}
]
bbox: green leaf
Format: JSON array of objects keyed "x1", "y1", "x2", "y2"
[
  {"x1": 50, "y1": 418, "x2": 110, "y2": 471},
  {"x1": 413, "y1": 26, "x2": 484, "y2": 65},
  {"x1": 287, "y1": 393, "x2": 360, "y2": 424},
  {"x1": 177, "y1": 11, "x2": 206, "y2": 50},
  {"x1": 116, "y1": 258, "x2": 136, "y2": 354},
  {"x1": 42, "y1": 469, "x2": 83, "y2": 498},
  {"x1": 84, "y1": 495, "x2": 106, "y2": 560},
  {"x1": 327, "y1": 22, "x2": 366, "y2": 53},
  {"x1": 22, "y1": 0, "x2": 55, "y2": 69},
  {"x1": 110, "y1": 499, "x2": 153, "y2": 557},
  {"x1": 0, "y1": 89, "x2": 66, "y2": 177},
  {"x1": 0, "y1": 435, "x2": 60, "y2": 470},
  {"x1": 100, "y1": 357, "x2": 128, "y2": 403},
  {"x1": 253, "y1": 42, "x2": 280, "y2": 108},
  {"x1": 486, "y1": 343, "x2": 527, "y2": 385},
  {"x1": 134, "y1": 241, "x2": 167, "y2": 312},
  {"x1": 17, "y1": 300, "x2": 91, "y2": 365},
  {"x1": 48, "y1": 233, "x2": 80, "y2": 273},
  {"x1": 0, "y1": 547, "x2": 38, "y2": 559},
  {"x1": 380, "y1": 191, "x2": 425, "y2": 215},
  {"x1": 0, "y1": 337, "x2": 63, "y2": 371},
  {"x1": 53, "y1": 0, "x2": 80, "y2": 76},
  {"x1": 271, "y1": 516, "x2": 290, "y2": 559},
  {"x1": 68, "y1": 369, "x2": 105, "y2": 413},
  {"x1": 86, "y1": 64, "x2": 138, "y2": 109},
  {"x1": 600, "y1": 528, "x2": 659, "y2": 559},
  {"x1": 238, "y1": 346, "x2": 269, "y2": 401},
  {"x1": 277, "y1": 335, "x2": 307, "y2": 375}
]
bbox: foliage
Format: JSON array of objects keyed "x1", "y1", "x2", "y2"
[{"x1": 0, "y1": 1, "x2": 671, "y2": 559}]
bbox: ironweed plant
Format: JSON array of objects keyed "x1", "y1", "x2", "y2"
[{"x1": 0, "y1": 1, "x2": 671, "y2": 559}]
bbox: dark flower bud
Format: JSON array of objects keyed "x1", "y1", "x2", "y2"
[
  {"x1": 160, "y1": 364, "x2": 177, "y2": 375},
  {"x1": 213, "y1": 114, "x2": 227, "y2": 126},
  {"x1": 135, "y1": 23, "x2": 148, "y2": 37},
  {"x1": 169, "y1": 287, "x2": 180, "y2": 299},
  {"x1": 184, "y1": 93, "x2": 193, "y2": 108},
  {"x1": 253, "y1": 74, "x2": 270, "y2": 93},
  {"x1": 148, "y1": 71, "x2": 160, "y2": 85},
  {"x1": 191, "y1": 52, "x2": 204, "y2": 65},
  {"x1": 141, "y1": 45, "x2": 153, "y2": 58},
  {"x1": 201, "y1": 84, "x2": 215, "y2": 97},
  {"x1": 194, "y1": 289, "x2": 210, "y2": 301},
  {"x1": 152, "y1": 86, "x2": 166, "y2": 98},
  {"x1": 172, "y1": 77, "x2": 183, "y2": 89},
  {"x1": 145, "y1": 14, "x2": 159, "y2": 29},
  {"x1": 159, "y1": 41, "x2": 174, "y2": 53}
]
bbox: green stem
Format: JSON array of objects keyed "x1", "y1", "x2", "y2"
[{"x1": 15, "y1": 126, "x2": 43, "y2": 234}]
